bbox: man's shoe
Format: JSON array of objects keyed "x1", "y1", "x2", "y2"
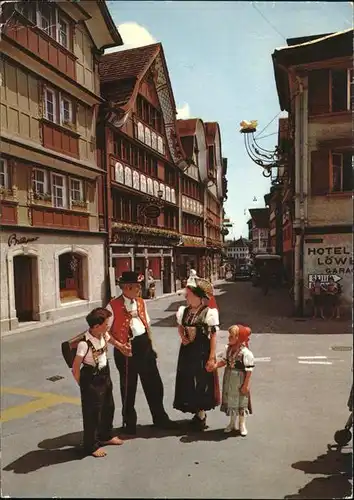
[{"x1": 122, "y1": 424, "x2": 136, "y2": 436}]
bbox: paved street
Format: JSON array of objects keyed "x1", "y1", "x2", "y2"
[{"x1": 1, "y1": 282, "x2": 352, "y2": 499}]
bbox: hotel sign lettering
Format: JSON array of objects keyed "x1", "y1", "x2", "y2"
[{"x1": 8, "y1": 233, "x2": 39, "y2": 247}]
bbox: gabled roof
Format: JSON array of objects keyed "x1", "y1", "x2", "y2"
[
  {"x1": 177, "y1": 119, "x2": 198, "y2": 137},
  {"x1": 100, "y1": 43, "x2": 160, "y2": 84},
  {"x1": 249, "y1": 208, "x2": 269, "y2": 228},
  {"x1": 99, "y1": 43, "x2": 161, "y2": 108},
  {"x1": 272, "y1": 28, "x2": 353, "y2": 111}
]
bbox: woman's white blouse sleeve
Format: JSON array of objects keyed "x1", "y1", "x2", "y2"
[
  {"x1": 205, "y1": 308, "x2": 220, "y2": 330},
  {"x1": 176, "y1": 306, "x2": 186, "y2": 326},
  {"x1": 243, "y1": 348, "x2": 255, "y2": 372}
]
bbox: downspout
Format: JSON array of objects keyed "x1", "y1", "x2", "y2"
[
  {"x1": 297, "y1": 76, "x2": 306, "y2": 316},
  {"x1": 293, "y1": 80, "x2": 302, "y2": 315}
]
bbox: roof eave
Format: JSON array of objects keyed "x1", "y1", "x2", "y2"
[{"x1": 98, "y1": 1, "x2": 123, "y2": 48}]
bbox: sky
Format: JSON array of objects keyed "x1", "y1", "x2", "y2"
[{"x1": 105, "y1": 1, "x2": 353, "y2": 239}]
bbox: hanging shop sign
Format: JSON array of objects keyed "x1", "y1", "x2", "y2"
[{"x1": 142, "y1": 204, "x2": 161, "y2": 219}]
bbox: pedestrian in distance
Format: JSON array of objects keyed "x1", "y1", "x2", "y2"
[
  {"x1": 174, "y1": 278, "x2": 220, "y2": 430},
  {"x1": 71, "y1": 307, "x2": 129, "y2": 457},
  {"x1": 325, "y1": 276, "x2": 341, "y2": 319},
  {"x1": 106, "y1": 271, "x2": 176, "y2": 436},
  {"x1": 210, "y1": 324, "x2": 254, "y2": 436},
  {"x1": 310, "y1": 277, "x2": 326, "y2": 319}
]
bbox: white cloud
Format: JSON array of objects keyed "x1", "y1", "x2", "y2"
[
  {"x1": 176, "y1": 103, "x2": 191, "y2": 120},
  {"x1": 105, "y1": 22, "x2": 157, "y2": 54}
]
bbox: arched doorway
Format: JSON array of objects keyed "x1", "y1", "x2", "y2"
[
  {"x1": 59, "y1": 252, "x2": 85, "y2": 302},
  {"x1": 13, "y1": 255, "x2": 38, "y2": 322}
]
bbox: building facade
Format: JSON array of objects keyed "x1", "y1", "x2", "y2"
[
  {"x1": 272, "y1": 29, "x2": 353, "y2": 314},
  {"x1": 0, "y1": 0, "x2": 122, "y2": 331},
  {"x1": 98, "y1": 43, "x2": 190, "y2": 297},
  {"x1": 175, "y1": 119, "x2": 226, "y2": 282},
  {"x1": 225, "y1": 238, "x2": 251, "y2": 264},
  {"x1": 248, "y1": 208, "x2": 270, "y2": 255}
]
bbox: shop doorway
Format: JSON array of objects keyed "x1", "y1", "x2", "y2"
[
  {"x1": 59, "y1": 253, "x2": 84, "y2": 302},
  {"x1": 13, "y1": 255, "x2": 37, "y2": 322},
  {"x1": 163, "y1": 257, "x2": 172, "y2": 293}
]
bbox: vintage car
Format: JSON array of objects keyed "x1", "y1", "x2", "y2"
[{"x1": 251, "y1": 254, "x2": 282, "y2": 287}]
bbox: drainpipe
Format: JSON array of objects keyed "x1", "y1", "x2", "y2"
[{"x1": 294, "y1": 76, "x2": 307, "y2": 316}]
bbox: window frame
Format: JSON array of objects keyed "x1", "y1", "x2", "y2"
[
  {"x1": 330, "y1": 68, "x2": 353, "y2": 113},
  {"x1": 330, "y1": 151, "x2": 352, "y2": 193},
  {"x1": 0, "y1": 158, "x2": 9, "y2": 189},
  {"x1": 32, "y1": 168, "x2": 48, "y2": 195},
  {"x1": 60, "y1": 94, "x2": 73, "y2": 125},
  {"x1": 44, "y1": 87, "x2": 57, "y2": 123},
  {"x1": 69, "y1": 177, "x2": 84, "y2": 203},
  {"x1": 51, "y1": 172, "x2": 67, "y2": 208}
]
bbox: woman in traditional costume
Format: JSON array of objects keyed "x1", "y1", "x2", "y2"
[{"x1": 173, "y1": 278, "x2": 220, "y2": 430}]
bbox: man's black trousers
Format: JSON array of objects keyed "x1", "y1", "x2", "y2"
[{"x1": 113, "y1": 332, "x2": 168, "y2": 429}]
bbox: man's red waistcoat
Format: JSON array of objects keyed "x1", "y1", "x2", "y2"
[{"x1": 109, "y1": 295, "x2": 149, "y2": 344}]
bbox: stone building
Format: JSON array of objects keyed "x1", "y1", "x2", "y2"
[
  {"x1": 0, "y1": 0, "x2": 122, "y2": 331},
  {"x1": 272, "y1": 29, "x2": 353, "y2": 314}
]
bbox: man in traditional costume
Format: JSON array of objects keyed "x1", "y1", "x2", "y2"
[{"x1": 106, "y1": 271, "x2": 175, "y2": 435}]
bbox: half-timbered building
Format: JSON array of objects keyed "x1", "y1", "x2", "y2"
[{"x1": 0, "y1": 0, "x2": 122, "y2": 331}]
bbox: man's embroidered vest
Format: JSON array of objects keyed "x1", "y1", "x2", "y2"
[{"x1": 109, "y1": 296, "x2": 149, "y2": 344}]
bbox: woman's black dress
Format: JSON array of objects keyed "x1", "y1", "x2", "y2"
[{"x1": 173, "y1": 305, "x2": 220, "y2": 414}]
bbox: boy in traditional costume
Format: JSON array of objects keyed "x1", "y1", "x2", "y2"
[
  {"x1": 106, "y1": 271, "x2": 175, "y2": 435},
  {"x1": 71, "y1": 307, "x2": 129, "y2": 457},
  {"x1": 174, "y1": 278, "x2": 220, "y2": 430}
]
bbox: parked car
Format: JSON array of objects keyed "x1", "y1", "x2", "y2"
[{"x1": 234, "y1": 264, "x2": 251, "y2": 281}]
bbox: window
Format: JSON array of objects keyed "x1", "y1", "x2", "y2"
[
  {"x1": 331, "y1": 69, "x2": 353, "y2": 112},
  {"x1": 44, "y1": 88, "x2": 74, "y2": 126},
  {"x1": 60, "y1": 97, "x2": 72, "y2": 124},
  {"x1": 33, "y1": 168, "x2": 46, "y2": 195},
  {"x1": 45, "y1": 88, "x2": 56, "y2": 123},
  {"x1": 58, "y1": 17, "x2": 68, "y2": 48},
  {"x1": 37, "y1": 1, "x2": 54, "y2": 37},
  {"x1": 0, "y1": 159, "x2": 8, "y2": 188},
  {"x1": 331, "y1": 152, "x2": 352, "y2": 192},
  {"x1": 59, "y1": 252, "x2": 84, "y2": 301},
  {"x1": 52, "y1": 173, "x2": 66, "y2": 208},
  {"x1": 70, "y1": 178, "x2": 83, "y2": 202}
]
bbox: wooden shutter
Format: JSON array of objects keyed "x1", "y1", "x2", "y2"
[
  {"x1": 308, "y1": 69, "x2": 330, "y2": 115},
  {"x1": 311, "y1": 150, "x2": 330, "y2": 195}
]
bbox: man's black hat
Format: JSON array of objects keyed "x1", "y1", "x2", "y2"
[{"x1": 118, "y1": 271, "x2": 144, "y2": 285}]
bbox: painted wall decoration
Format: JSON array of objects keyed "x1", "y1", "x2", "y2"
[
  {"x1": 153, "y1": 180, "x2": 159, "y2": 198},
  {"x1": 147, "y1": 178, "x2": 154, "y2": 195},
  {"x1": 133, "y1": 171, "x2": 140, "y2": 191},
  {"x1": 151, "y1": 132, "x2": 157, "y2": 151},
  {"x1": 157, "y1": 136, "x2": 164, "y2": 154},
  {"x1": 115, "y1": 162, "x2": 124, "y2": 184},
  {"x1": 304, "y1": 233, "x2": 353, "y2": 306},
  {"x1": 140, "y1": 174, "x2": 147, "y2": 193},
  {"x1": 166, "y1": 186, "x2": 171, "y2": 202},
  {"x1": 124, "y1": 166, "x2": 132, "y2": 187},
  {"x1": 145, "y1": 127, "x2": 151, "y2": 148},
  {"x1": 138, "y1": 122, "x2": 144, "y2": 142},
  {"x1": 159, "y1": 183, "x2": 165, "y2": 199}
]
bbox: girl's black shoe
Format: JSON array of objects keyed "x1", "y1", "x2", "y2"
[{"x1": 191, "y1": 414, "x2": 207, "y2": 430}]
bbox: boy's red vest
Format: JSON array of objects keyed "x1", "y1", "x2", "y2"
[{"x1": 109, "y1": 295, "x2": 149, "y2": 344}]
